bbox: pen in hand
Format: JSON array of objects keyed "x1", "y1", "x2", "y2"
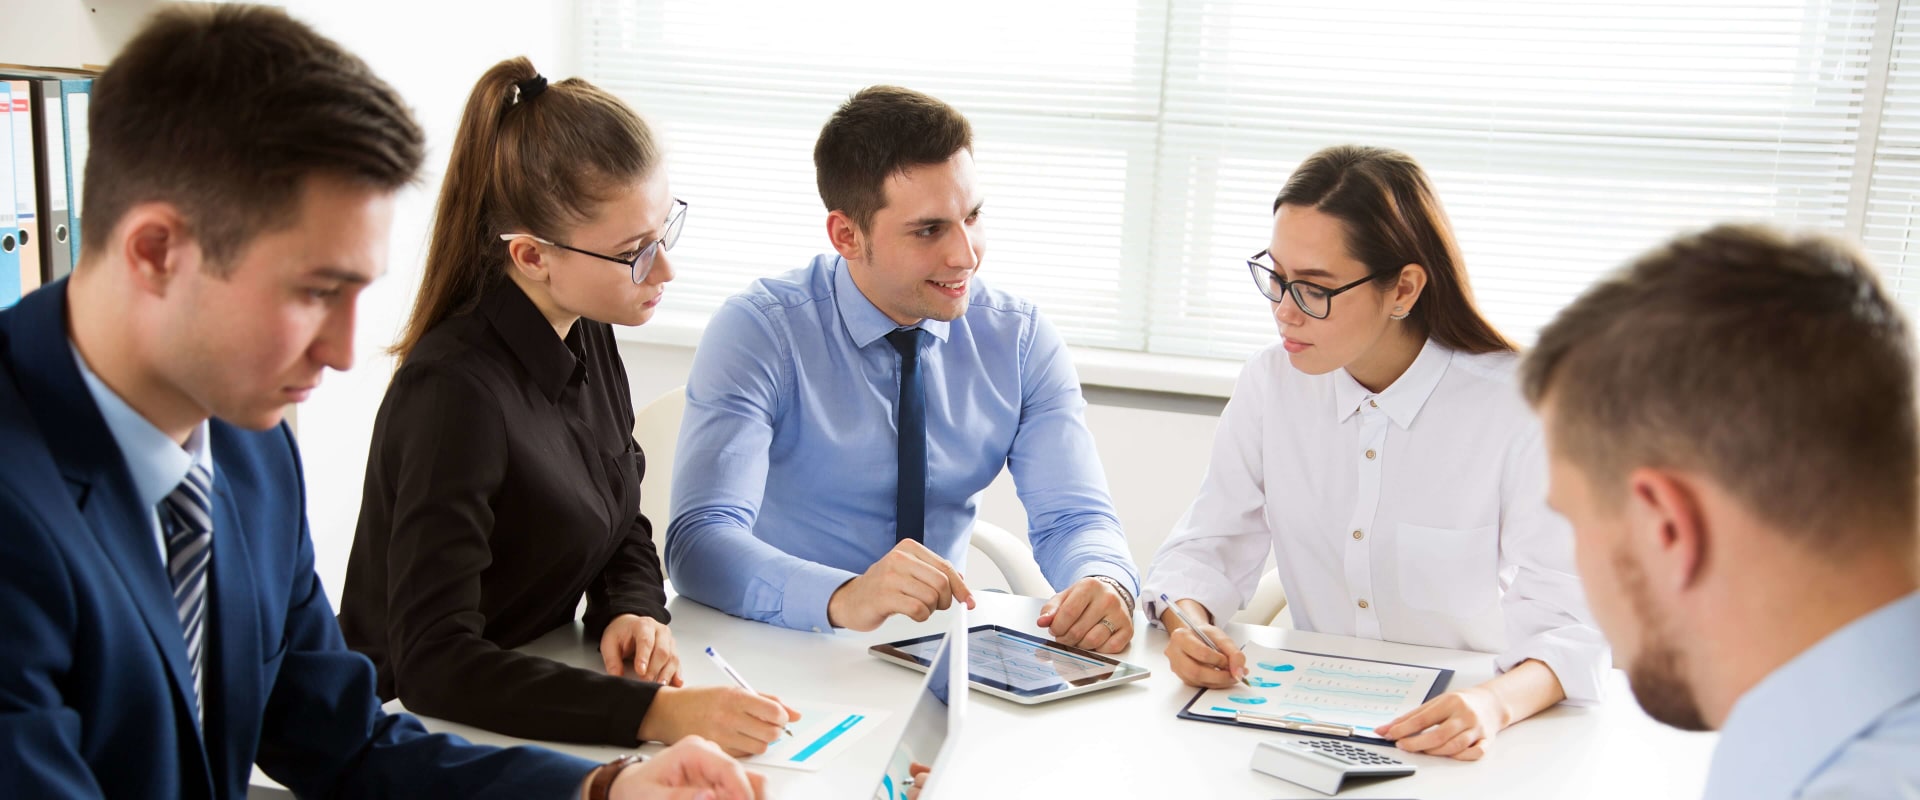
[
  {"x1": 1160, "y1": 593, "x2": 1254, "y2": 687},
  {"x1": 705, "y1": 646, "x2": 797, "y2": 738}
]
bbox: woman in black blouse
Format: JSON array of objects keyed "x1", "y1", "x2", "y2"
[{"x1": 338, "y1": 57, "x2": 796, "y2": 756}]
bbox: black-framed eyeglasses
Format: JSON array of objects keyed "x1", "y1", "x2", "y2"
[
  {"x1": 499, "y1": 198, "x2": 688, "y2": 285},
  {"x1": 1246, "y1": 249, "x2": 1373, "y2": 320}
]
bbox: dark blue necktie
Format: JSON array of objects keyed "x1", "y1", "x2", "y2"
[{"x1": 887, "y1": 328, "x2": 926, "y2": 544}]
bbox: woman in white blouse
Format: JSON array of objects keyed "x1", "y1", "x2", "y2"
[{"x1": 1142, "y1": 145, "x2": 1607, "y2": 761}]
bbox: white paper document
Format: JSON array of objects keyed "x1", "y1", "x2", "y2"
[
  {"x1": 1188, "y1": 644, "x2": 1444, "y2": 738},
  {"x1": 742, "y1": 701, "x2": 891, "y2": 772}
]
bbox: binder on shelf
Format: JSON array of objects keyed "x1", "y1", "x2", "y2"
[
  {"x1": 10, "y1": 81, "x2": 39, "y2": 295},
  {"x1": 58, "y1": 78, "x2": 89, "y2": 270},
  {"x1": 0, "y1": 68, "x2": 102, "y2": 285},
  {"x1": 0, "y1": 81, "x2": 18, "y2": 308},
  {"x1": 28, "y1": 78, "x2": 70, "y2": 281}
]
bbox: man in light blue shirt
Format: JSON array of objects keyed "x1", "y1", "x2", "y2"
[
  {"x1": 1522, "y1": 224, "x2": 1920, "y2": 799},
  {"x1": 667, "y1": 86, "x2": 1139, "y2": 652},
  {"x1": 1710, "y1": 594, "x2": 1920, "y2": 799}
]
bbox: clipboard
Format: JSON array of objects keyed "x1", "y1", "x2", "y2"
[{"x1": 1175, "y1": 647, "x2": 1453, "y2": 745}]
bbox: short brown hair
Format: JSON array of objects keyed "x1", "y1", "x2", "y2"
[
  {"x1": 82, "y1": 4, "x2": 424, "y2": 269},
  {"x1": 813, "y1": 86, "x2": 972, "y2": 232},
  {"x1": 393, "y1": 57, "x2": 661, "y2": 360},
  {"x1": 1522, "y1": 224, "x2": 1919, "y2": 549},
  {"x1": 1275, "y1": 145, "x2": 1514, "y2": 355}
]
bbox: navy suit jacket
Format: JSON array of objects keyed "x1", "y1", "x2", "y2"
[{"x1": 0, "y1": 281, "x2": 596, "y2": 799}]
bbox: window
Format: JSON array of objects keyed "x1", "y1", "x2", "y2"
[
  {"x1": 584, "y1": 0, "x2": 1905, "y2": 368},
  {"x1": 1864, "y1": 1, "x2": 1920, "y2": 305}
]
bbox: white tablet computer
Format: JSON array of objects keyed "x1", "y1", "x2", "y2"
[
  {"x1": 870, "y1": 624, "x2": 1150, "y2": 705},
  {"x1": 871, "y1": 611, "x2": 967, "y2": 800}
]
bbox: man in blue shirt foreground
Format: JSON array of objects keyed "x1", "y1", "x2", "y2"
[
  {"x1": 1523, "y1": 224, "x2": 1920, "y2": 799},
  {"x1": 668, "y1": 86, "x2": 1140, "y2": 651}
]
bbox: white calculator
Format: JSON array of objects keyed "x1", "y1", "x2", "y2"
[{"x1": 1249, "y1": 737, "x2": 1416, "y2": 795}]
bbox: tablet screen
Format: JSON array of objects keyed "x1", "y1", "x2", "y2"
[{"x1": 875, "y1": 625, "x2": 1147, "y2": 698}]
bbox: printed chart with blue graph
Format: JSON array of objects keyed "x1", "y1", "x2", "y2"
[{"x1": 1180, "y1": 644, "x2": 1448, "y2": 743}]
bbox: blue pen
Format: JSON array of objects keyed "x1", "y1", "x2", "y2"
[
  {"x1": 705, "y1": 646, "x2": 797, "y2": 738},
  {"x1": 1161, "y1": 593, "x2": 1254, "y2": 687}
]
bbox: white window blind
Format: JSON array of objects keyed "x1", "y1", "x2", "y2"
[
  {"x1": 584, "y1": 0, "x2": 1909, "y2": 369},
  {"x1": 580, "y1": 0, "x2": 1166, "y2": 350},
  {"x1": 1157, "y1": 0, "x2": 1884, "y2": 357},
  {"x1": 1864, "y1": 0, "x2": 1920, "y2": 307}
]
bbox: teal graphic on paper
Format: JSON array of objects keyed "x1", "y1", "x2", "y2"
[{"x1": 791, "y1": 714, "x2": 863, "y2": 762}]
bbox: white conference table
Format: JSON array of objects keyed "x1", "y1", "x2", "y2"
[{"x1": 254, "y1": 591, "x2": 1715, "y2": 798}]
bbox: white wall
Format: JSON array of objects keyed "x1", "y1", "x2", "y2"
[
  {"x1": 268, "y1": 1, "x2": 1230, "y2": 602},
  {"x1": 280, "y1": 0, "x2": 579, "y2": 598},
  {"x1": 0, "y1": 0, "x2": 160, "y2": 71}
]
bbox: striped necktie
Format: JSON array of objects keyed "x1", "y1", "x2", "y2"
[{"x1": 161, "y1": 462, "x2": 213, "y2": 725}]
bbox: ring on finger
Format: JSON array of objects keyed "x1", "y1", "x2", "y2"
[{"x1": 1097, "y1": 617, "x2": 1118, "y2": 634}]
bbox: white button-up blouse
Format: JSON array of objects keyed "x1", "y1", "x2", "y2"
[{"x1": 1143, "y1": 339, "x2": 1609, "y2": 703}]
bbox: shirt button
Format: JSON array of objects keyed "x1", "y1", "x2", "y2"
[
  {"x1": 1357, "y1": 599, "x2": 1370, "y2": 609},
  {"x1": 811, "y1": 627, "x2": 821, "y2": 633},
  {"x1": 1352, "y1": 529, "x2": 1364, "y2": 540},
  {"x1": 1364, "y1": 449, "x2": 1377, "y2": 460},
  {"x1": 1368, "y1": 399, "x2": 1378, "y2": 408}
]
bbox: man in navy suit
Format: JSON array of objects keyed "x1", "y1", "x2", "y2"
[{"x1": 0, "y1": 6, "x2": 761, "y2": 799}]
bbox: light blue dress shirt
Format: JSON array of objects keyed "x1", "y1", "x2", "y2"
[
  {"x1": 69, "y1": 341, "x2": 214, "y2": 565},
  {"x1": 1704, "y1": 590, "x2": 1920, "y2": 800},
  {"x1": 666, "y1": 255, "x2": 1138, "y2": 632}
]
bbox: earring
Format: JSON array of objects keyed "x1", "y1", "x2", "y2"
[{"x1": 1390, "y1": 306, "x2": 1408, "y2": 321}]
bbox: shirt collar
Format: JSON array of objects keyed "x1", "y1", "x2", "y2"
[
  {"x1": 1332, "y1": 338, "x2": 1452, "y2": 427},
  {"x1": 480, "y1": 279, "x2": 587, "y2": 403},
  {"x1": 68, "y1": 341, "x2": 213, "y2": 509},
  {"x1": 831, "y1": 255, "x2": 951, "y2": 348},
  {"x1": 1705, "y1": 590, "x2": 1920, "y2": 800}
]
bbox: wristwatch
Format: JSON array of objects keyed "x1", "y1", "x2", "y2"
[
  {"x1": 587, "y1": 754, "x2": 644, "y2": 800},
  {"x1": 1090, "y1": 575, "x2": 1137, "y2": 619}
]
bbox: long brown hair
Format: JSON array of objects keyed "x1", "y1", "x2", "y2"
[
  {"x1": 394, "y1": 57, "x2": 662, "y2": 360},
  {"x1": 1273, "y1": 145, "x2": 1513, "y2": 354}
]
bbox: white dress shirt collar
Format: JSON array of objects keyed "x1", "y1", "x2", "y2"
[{"x1": 1332, "y1": 338, "x2": 1453, "y2": 428}]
